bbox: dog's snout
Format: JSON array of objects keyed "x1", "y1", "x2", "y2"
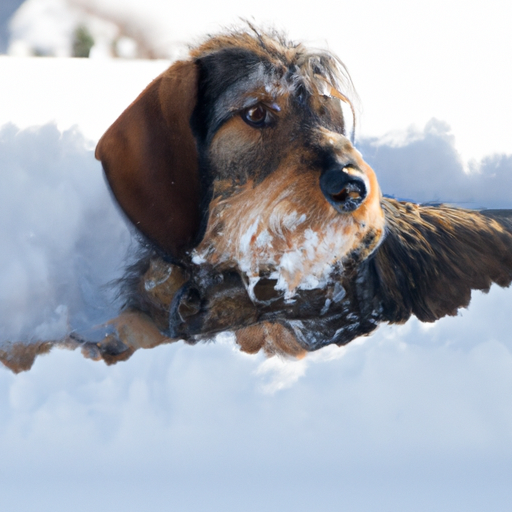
[{"x1": 320, "y1": 166, "x2": 367, "y2": 213}]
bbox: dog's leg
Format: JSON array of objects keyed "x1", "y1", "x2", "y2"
[
  {"x1": 0, "y1": 340, "x2": 55, "y2": 373},
  {"x1": 79, "y1": 310, "x2": 176, "y2": 365}
]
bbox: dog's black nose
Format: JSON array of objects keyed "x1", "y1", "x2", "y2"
[{"x1": 320, "y1": 166, "x2": 367, "y2": 212}]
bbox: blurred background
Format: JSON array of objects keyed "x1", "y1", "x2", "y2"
[
  {"x1": 1, "y1": 0, "x2": 175, "y2": 59},
  {"x1": 2, "y1": 0, "x2": 512, "y2": 163}
]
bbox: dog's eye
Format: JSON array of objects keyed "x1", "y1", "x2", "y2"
[{"x1": 242, "y1": 105, "x2": 270, "y2": 128}]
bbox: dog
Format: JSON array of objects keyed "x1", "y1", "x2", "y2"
[
  {"x1": 2, "y1": 26, "x2": 512, "y2": 372},
  {"x1": 90, "y1": 26, "x2": 512, "y2": 363}
]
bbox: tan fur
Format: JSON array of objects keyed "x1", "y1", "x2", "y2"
[
  {"x1": 235, "y1": 322, "x2": 307, "y2": 357},
  {"x1": 195, "y1": 128, "x2": 384, "y2": 300},
  {"x1": 89, "y1": 30, "x2": 512, "y2": 360},
  {"x1": 191, "y1": 27, "x2": 357, "y2": 123},
  {"x1": 0, "y1": 341, "x2": 54, "y2": 374}
]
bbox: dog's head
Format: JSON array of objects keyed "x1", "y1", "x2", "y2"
[{"x1": 96, "y1": 27, "x2": 385, "y2": 303}]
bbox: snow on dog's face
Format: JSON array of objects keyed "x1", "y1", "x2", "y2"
[{"x1": 189, "y1": 30, "x2": 385, "y2": 301}]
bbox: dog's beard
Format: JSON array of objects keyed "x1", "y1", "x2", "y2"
[{"x1": 192, "y1": 167, "x2": 385, "y2": 302}]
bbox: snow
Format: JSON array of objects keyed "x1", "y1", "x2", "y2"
[{"x1": 0, "y1": 55, "x2": 169, "y2": 141}]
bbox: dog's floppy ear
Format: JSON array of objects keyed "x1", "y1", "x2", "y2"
[{"x1": 95, "y1": 60, "x2": 201, "y2": 259}]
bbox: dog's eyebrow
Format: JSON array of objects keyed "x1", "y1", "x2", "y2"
[
  {"x1": 193, "y1": 48, "x2": 275, "y2": 140},
  {"x1": 218, "y1": 71, "x2": 286, "y2": 108},
  {"x1": 193, "y1": 45, "x2": 356, "y2": 144},
  {"x1": 200, "y1": 60, "x2": 290, "y2": 140}
]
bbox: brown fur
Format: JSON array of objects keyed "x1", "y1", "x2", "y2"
[
  {"x1": 195, "y1": 158, "x2": 383, "y2": 297},
  {"x1": 376, "y1": 199, "x2": 512, "y2": 323},
  {"x1": 190, "y1": 27, "x2": 356, "y2": 104},
  {"x1": 95, "y1": 60, "x2": 201, "y2": 258},
  {"x1": 0, "y1": 341, "x2": 54, "y2": 374}
]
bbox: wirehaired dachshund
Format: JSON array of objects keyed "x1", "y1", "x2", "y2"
[
  {"x1": 90, "y1": 26, "x2": 512, "y2": 364},
  {"x1": 2, "y1": 26, "x2": 511, "y2": 372}
]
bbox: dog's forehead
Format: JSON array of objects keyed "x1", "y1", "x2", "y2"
[
  {"x1": 209, "y1": 56, "x2": 291, "y2": 113},
  {"x1": 194, "y1": 32, "x2": 351, "y2": 105},
  {"x1": 200, "y1": 48, "x2": 336, "y2": 98},
  {"x1": 189, "y1": 30, "x2": 356, "y2": 144}
]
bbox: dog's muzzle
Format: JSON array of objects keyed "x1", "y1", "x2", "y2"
[{"x1": 320, "y1": 166, "x2": 367, "y2": 213}]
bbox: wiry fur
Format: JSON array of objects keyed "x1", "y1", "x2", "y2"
[
  {"x1": 193, "y1": 162, "x2": 383, "y2": 301},
  {"x1": 375, "y1": 200, "x2": 512, "y2": 323},
  {"x1": 191, "y1": 24, "x2": 357, "y2": 105}
]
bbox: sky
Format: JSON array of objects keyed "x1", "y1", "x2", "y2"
[{"x1": 1, "y1": 1, "x2": 512, "y2": 511}]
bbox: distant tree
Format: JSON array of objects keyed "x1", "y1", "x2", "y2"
[{"x1": 72, "y1": 24, "x2": 94, "y2": 58}]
